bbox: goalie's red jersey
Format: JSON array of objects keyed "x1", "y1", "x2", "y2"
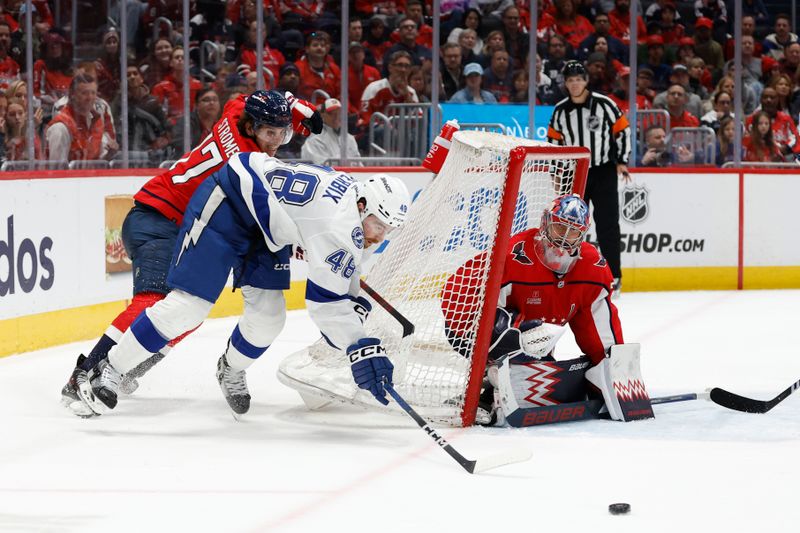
[
  {"x1": 442, "y1": 228, "x2": 623, "y2": 365},
  {"x1": 134, "y1": 96, "x2": 261, "y2": 225}
]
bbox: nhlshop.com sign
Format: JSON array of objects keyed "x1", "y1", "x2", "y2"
[{"x1": 585, "y1": 172, "x2": 739, "y2": 269}]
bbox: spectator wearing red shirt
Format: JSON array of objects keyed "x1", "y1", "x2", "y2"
[
  {"x1": 140, "y1": 38, "x2": 173, "y2": 89},
  {"x1": 45, "y1": 74, "x2": 117, "y2": 162},
  {"x1": 238, "y1": 20, "x2": 285, "y2": 87},
  {"x1": 552, "y1": 0, "x2": 593, "y2": 49},
  {"x1": 609, "y1": 67, "x2": 651, "y2": 114},
  {"x1": 94, "y1": 28, "x2": 121, "y2": 103},
  {"x1": 0, "y1": 20, "x2": 19, "y2": 91},
  {"x1": 743, "y1": 111, "x2": 783, "y2": 162},
  {"x1": 747, "y1": 87, "x2": 800, "y2": 156},
  {"x1": 151, "y1": 47, "x2": 203, "y2": 126},
  {"x1": 33, "y1": 28, "x2": 73, "y2": 106},
  {"x1": 348, "y1": 41, "x2": 380, "y2": 113},
  {"x1": 586, "y1": 52, "x2": 614, "y2": 95},
  {"x1": 381, "y1": 16, "x2": 432, "y2": 77},
  {"x1": 296, "y1": 31, "x2": 341, "y2": 101},
  {"x1": 4, "y1": 100, "x2": 42, "y2": 161},
  {"x1": 363, "y1": 16, "x2": 393, "y2": 72},
  {"x1": 388, "y1": 0, "x2": 432, "y2": 48},
  {"x1": 724, "y1": 15, "x2": 762, "y2": 60},
  {"x1": 658, "y1": 3, "x2": 684, "y2": 45},
  {"x1": 360, "y1": 50, "x2": 418, "y2": 125},
  {"x1": 609, "y1": 0, "x2": 647, "y2": 46},
  {"x1": 664, "y1": 84, "x2": 700, "y2": 128}
]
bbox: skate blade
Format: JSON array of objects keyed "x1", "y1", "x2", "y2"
[
  {"x1": 77, "y1": 382, "x2": 111, "y2": 416},
  {"x1": 68, "y1": 400, "x2": 98, "y2": 419}
]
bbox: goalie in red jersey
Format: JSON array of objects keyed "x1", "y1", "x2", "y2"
[
  {"x1": 442, "y1": 194, "x2": 652, "y2": 426},
  {"x1": 60, "y1": 90, "x2": 323, "y2": 417}
]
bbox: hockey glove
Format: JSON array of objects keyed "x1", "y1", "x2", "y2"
[
  {"x1": 352, "y1": 295, "x2": 372, "y2": 325},
  {"x1": 488, "y1": 307, "x2": 542, "y2": 362},
  {"x1": 348, "y1": 337, "x2": 393, "y2": 405},
  {"x1": 285, "y1": 91, "x2": 323, "y2": 136}
]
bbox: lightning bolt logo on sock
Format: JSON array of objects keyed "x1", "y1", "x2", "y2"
[{"x1": 176, "y1": 185, "x2": 227, "y2": 265}]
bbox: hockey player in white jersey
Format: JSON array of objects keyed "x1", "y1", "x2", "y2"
[{"x1": 76, "y1": 154, "x2": 411, "y2": 417}]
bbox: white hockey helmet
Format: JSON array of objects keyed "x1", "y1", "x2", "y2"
[{"x1": 354, "y1": 174, "x2": 411, "y2": 229}]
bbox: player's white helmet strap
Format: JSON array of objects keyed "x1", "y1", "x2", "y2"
[{"x1": 356, "y1": 174, "x2": 411, "y2": 229}]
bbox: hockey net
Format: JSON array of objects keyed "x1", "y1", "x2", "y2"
[{"x1": 278, "y1": 130, "x2": 589, "y2": 426}]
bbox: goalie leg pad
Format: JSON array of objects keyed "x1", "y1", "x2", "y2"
[
  {"x1": 585, "y1": 343, "x2": 654, "y2": 422},
  {"x1": 490, "y1": 355, "x2": 592, "y2": 426}
]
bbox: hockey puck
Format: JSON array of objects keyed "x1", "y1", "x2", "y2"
[{"x1": 608, "y1": 503, "x2": 631, "y2": 515}]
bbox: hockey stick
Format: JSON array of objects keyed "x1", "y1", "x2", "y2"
[
  {"x1": 505, "y1": 392, "x2": 707, "y2": 427},
  {"x1": 709, "y1": 379, "x2": 800, "y2": 414},
  {"x1": 360, "y1": 279, "x2": 415, "y2": 337},
  {"x1": 385, "y1": 383, "x2": 532, "y2": 474}
]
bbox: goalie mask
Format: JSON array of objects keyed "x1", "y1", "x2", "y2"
[
  {"x1": 534, "y1": 194, "x2": 590, "y2": 275},
  {"x1": 354, "y1": 174, "x2": 411, "y2": 230}
]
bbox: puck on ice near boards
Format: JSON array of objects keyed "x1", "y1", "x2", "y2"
[{"x1": 608, "y1": 503, "x2": 631, "y2": 515}]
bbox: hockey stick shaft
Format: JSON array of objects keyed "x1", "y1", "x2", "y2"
[
  {"x1": 360, "y1": 279, "x2": 415, "y2": 337},
  {"x1": 709, "y1": 379, "x2": 800, "y2": 414},
  {"x1": 385, "y1": 383, "x2": 532, "y2": 474}
]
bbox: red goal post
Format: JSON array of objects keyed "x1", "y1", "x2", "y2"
[
  {"x1": 278, "y1": 131, "x2": 590, "y2": 427},
  {"x1": 460, "y1": 142, "x2": 589, "y2": 425}
]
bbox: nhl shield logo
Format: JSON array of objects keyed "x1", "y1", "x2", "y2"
[{"x1": 621, "y1": 185, "x2": 649, "y2": 224}]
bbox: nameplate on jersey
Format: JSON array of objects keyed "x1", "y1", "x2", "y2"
[{"x1": 322, "y1": 174, "x2": 355, "y2": 204}]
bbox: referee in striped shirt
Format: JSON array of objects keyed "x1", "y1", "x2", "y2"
[{"x1": 547, "y1": 60, "x2": 631, "y2": 295}]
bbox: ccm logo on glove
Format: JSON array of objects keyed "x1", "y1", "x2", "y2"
[{"x1": 348, "y1": 343, "x2": 386, "y2": 363}]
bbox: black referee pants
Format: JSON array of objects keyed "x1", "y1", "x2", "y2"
[{"x1": 584, "y1": 162, "x2": 622, "y2": 279}]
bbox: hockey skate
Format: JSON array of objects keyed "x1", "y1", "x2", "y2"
[
  {"x1": 61, "y1": 355, "x2": 97, "y2": 418},
  {"x1": 78, "y1": 357, "x2": 123, "y2": 415},
  {"x1": 119, "y1": 352, "x2": 166, "y2": 395},
  {"x1": 216, "y1": 354, "x2": 251, "y2": 417}
]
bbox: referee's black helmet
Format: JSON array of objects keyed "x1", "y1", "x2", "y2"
[{"x1": 562, "y1": 60, "x2": 588, "y2": 80}]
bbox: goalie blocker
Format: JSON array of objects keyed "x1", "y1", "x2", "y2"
[{"x1": 490, "y1": 344, "x2": 654, "y2": 427}]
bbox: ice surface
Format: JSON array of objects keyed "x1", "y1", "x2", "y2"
[{"x1": 1, "y1": 290, "x2": 799, "y2": 532}]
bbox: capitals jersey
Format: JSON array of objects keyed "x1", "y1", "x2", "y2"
[
  {"x1": 442, "y1": 228, "x2": 622, "y2": 365},
  {"x1": 134, "y1": 96, "x2": 260, "y2": 225},
  {"x1": 219, "y1": 153, "x2": 370, "y2": 351}
]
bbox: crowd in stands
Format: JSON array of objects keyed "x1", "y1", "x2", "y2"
[{"x1": 0, "y1": 0, "x2": 797, "y2": 167}]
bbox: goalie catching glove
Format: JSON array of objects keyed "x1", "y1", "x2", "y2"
[
  {"x1": 348, "y1": 337, "x2": 393, "y2": 405},
  {"x1": 488, "y1": 307, "x2": 544, "y2": 361},
  {"x1": 285, "y1": 91, "x2": 323, "y2": 136}
]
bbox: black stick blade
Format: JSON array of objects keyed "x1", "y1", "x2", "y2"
[{"x1": 709, "y1": 387, "x2": 771, "y2": 413}]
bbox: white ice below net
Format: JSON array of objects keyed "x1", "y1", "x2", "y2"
[{"x1": 278, "y1": 131, "x2": 579, "y2": 426}]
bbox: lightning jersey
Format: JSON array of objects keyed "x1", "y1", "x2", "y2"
[
  {"x1": 214, "y1": 153, "x2": 371, "y2": 351},
  {"x1": 134, "y1": 95, "x2": 260, "y2": 225},
  {"x1": 443, "y1": 228, "x2": 622, "y2": 365}
]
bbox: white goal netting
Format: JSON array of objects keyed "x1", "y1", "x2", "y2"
[{"x1": 278, "y1": 130, "x2": 588, "y2": 426}]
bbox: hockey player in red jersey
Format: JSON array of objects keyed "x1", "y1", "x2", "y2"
[
  {"x1": 443, "y1": 194, "x2": 650, "y2": 426},
  {"x1": 61, "y1": 90, "x2": 323, "y2": 416},
  {"x1": 443, "y1": 193, "x2": 621, "y2": 365}
]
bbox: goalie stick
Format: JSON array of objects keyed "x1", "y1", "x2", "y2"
[
  {"x1": 360, "y1": 279, "x2": 415, "y2": 337},
  {"x1": 385, "y1": 383, "x2": 532, "y2": 474},
  {"x1": 709, "y1": 379, "x2": 800, "y2": 414}
]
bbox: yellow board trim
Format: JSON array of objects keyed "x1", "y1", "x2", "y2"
[
  {"x1": 2, "y1": 267, "x2": 800, "y2": 358},
  {"x1": 0, "y1": 281, "x2": 308, "y2": 358},
  {"x1": 742, "y1": 266, "x2": 800, "y2": 290},
  {"x1": 620, "y1": 266, "x2": 740, "y2": 292}
]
